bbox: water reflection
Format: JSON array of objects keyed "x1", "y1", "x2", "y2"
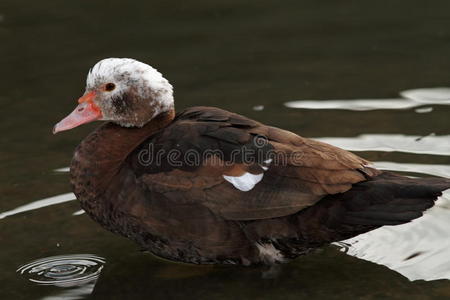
[
  {"x1": 72, "y1": 209, "x2": 85, "y2": 216},
  {"x1": 285, "y1": 98, "x2": 418, "y2": 111},
  {"x1": 41, "y1": 283, "x2": 96, "y2": 300},
  {"x1": 285, "y1": 87, "x2": 450, "y2": 111},
  {"x1": 336, "y1": 190, "x2": 450, "y2": 281},
  {"x1": 316, "y1": 134, "x2": 450, "y2": 156},
  {"x1": 374, "y1": 161, "x2": 450, "y2": 178},
  {"x1": 401, "y1": 88, "x2": 450, "y2": 104},
  {"x1": 414, "y1": 107, "x2": 433, "y2": 114},
  {"x1": 0, "y1": 193, "x2": 76, "y2": 220}
]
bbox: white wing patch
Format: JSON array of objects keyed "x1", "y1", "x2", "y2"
[
  {"x1": 223, "y1": 173, "x2": 264, "y2": 192},
  {"x1": 223, "y1": 159, "x2": 272, "y2": 192}
]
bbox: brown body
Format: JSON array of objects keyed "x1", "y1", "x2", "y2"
[{"x1": 70, "y1": 106, "x2": 450, "y2": 265}]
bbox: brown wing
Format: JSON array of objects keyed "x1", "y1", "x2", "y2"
[{"x1": 129, "y1": 106, "x2": 380, "y2": 221}]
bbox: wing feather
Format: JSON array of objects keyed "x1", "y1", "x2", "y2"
[{"x1": 130, "y1": 106, "x2": 379, "y2": 220}]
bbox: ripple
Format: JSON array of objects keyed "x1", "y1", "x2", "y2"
[{"x1": 17, "y1": 254, "x2": 105, "y2": 287}]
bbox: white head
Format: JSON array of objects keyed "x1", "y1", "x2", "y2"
[
  {"x1": 87, "y1": 58, "x2": 173, "y2": 126},
  {"x1": 54, "y1": 58, "x2": 174, "y2": 133}
]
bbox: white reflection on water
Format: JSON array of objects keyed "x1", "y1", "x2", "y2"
[
  {"x1": 401, "y1": 87, "x2": 450, "y2": 104},
  {"x1": 0, "y1": 193, "x2": 76, "y2": 220},
  {"x1": 336, "y1": 190, "x2": 450, "y2": 281},
  {"x1": 374, "y1": 161, "x2": 450, "y2": 178},
  {"x1": 285, "y1": 87, "x2": 450, "y2": 111},
  {"x1": 41, "y1": 282, "x2": 96, "y2": 300},
  {"x1": 414, "y1": 107, "x2": 433, "y2": 114},
  {"x1": 72, "y1": 209, "x2": 85, "y2": 216},
  {"x1": 316, "y1": 134, "x2": 450, "y2": 156},
  {"x1": 285, "y1": 98, "x2": 419, "y2": 111}
]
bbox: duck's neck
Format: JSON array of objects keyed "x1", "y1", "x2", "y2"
[{"x1": 70, "y1": 109, "x2": 175, "y2": 210}]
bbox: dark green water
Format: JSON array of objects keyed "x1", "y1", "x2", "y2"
[{"x1": 1, "y1": 1, "x2": 450, "y2": 299}]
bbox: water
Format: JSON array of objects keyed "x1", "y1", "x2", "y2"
[
  {"x1": 1, "y1": 0, "x2": 450, "y2": 299},
  {"x1": 17, "y1": 254, "x2": 104, "y2": 287}
]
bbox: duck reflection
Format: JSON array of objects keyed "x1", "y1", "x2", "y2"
[{"x1": 91, "y1": 248, "x2": 450, "y2": 299}]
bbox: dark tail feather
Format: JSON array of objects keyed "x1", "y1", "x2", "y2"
[
  {"x1": 342, "y1": 172, "x2": 449, "y2": 226},
  {"x1": 296, "y1": 172, "x2": 450, "y2": 243}
]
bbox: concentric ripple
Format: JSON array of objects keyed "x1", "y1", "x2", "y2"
[{"x1": 17, "y1": 254, "x2": 105, "y2": 287}]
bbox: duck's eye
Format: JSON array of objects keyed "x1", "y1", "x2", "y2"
[{"x1": 105, "y1": 83, "x2": 116, "y2": 91}]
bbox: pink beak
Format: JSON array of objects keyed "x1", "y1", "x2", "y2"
[{"x1": 53, "y1": 91, "x2": 103, "y2": 134}]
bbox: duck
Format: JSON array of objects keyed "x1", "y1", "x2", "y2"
[{"x1": 53, "y1": 58, "x2": 450, "y2": 265}]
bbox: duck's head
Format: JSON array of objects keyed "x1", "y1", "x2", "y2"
[{"x1": 53, "y1": 58, "x2": 174, "y2": 134}]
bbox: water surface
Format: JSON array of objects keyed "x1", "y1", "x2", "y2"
[{"x1": 1, "y1": 0, "x2": 450, "y2": 299}]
